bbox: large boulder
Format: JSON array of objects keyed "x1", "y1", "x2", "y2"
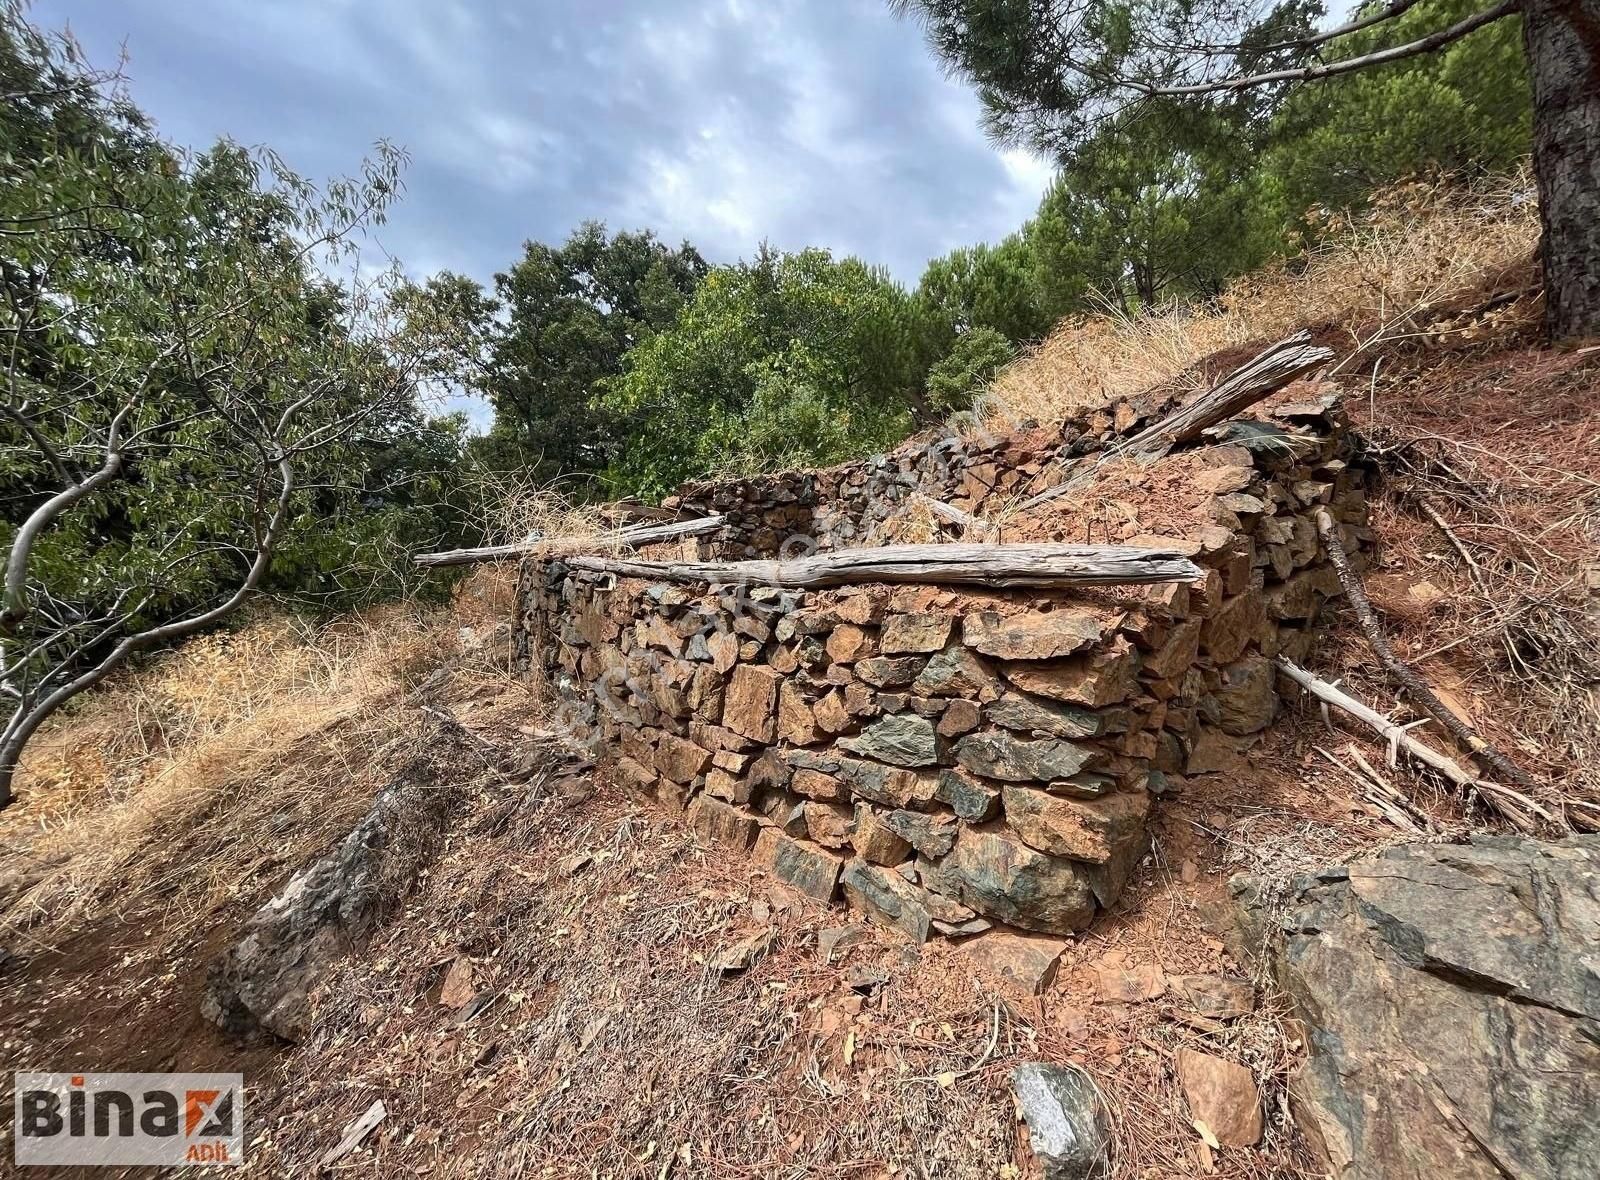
[{"x1": 1235, "y1": 835, "x2": 1600, "y2": 1180}]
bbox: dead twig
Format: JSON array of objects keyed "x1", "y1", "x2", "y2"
[{"x1": 1312, "y1": 508, "x2": 1544, "y2": 797}]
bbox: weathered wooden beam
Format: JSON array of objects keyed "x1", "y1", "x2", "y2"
[
  {"x1": 1021, "y1": 332, "x2": 1334, "y2": 509},
  {"x1": 414, "y1": 514, "x2": 727, "y2": 568},
  {"x1": 559, "y1": 542, "x2": 1204, "y2": 589}
]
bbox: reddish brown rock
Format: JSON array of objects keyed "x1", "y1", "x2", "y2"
[
  {"x1": 851, "y1": 804, "x2": 914, "y2": 864},
  {"x1": 825, "y1": 624, "x2": 875, "y2": 664},
  {"x1": 962, "y1": 609, "x2": 1105, "y2": 661},
  {"x1": 1200, "y1": 589, "x2": 1267, "y2": 664},
  {"x1": 791, "y1": 768, "x2": 848, "y2": 802},
  {"x1": 777, "y1": 680, "x2": 825, "y2": 745},
  {"x1": 1175, "y1": 1048, "x2": 1263, "y2": 1148},
  {"x1": 960, "y1": 928, "x2": 1067, "y2": 994},
  {"x1": 1002, "y1": 639, "x2": 1141, "y2": 708},
  {"x1": 706, "y1": 630, "x2": 740, "y2": 674},
  {"x1": 1001, "y1": 787, "x2": 1150, "y2": 864},
  {"x1": 936, "y1": 698, "x2": 982, "y2": 737},
  {"x1": 813, "y1": 689, "x2": 853, "y2": 735},
  {"x1": 753, "y1": 828, "x2": 843, "y2": 901},
  {"x1": 653, "y1": 735, "x2": 709, "y2": 786},
  {"x1": 687, "y1": 794, "x2": 761, "y2": 850},
  {"x1": 804, "y1": 801, "x2": 856, "y2": 850},
  {"x1": 723, "y1": 664, "x2": 782, "y2": 742},
  {"x1": 1142, "y1": 618, "x2": 1201, "y2": 679},
  {"x1": 880, "y1": 613, "x2": 954, "y2": 654}
]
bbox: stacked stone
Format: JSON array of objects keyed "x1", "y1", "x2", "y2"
[
  {"x1": 665, "y1": 431, "x2": 1067, "y2": 557},
  {"x1": 517, "y1": 400, "x2": 1370, "y2": 944}
]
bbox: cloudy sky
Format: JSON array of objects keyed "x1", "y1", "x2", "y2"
[{"x1": 37, "y1": 0, "x2": 1055, "y2": 290}]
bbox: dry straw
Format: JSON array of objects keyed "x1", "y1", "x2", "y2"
[{"x1": 979, "y1": 168, "x2": 1540, "y2": 428}]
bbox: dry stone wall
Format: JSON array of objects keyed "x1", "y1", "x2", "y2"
[{"x1": 518, "y1": 399, "x2": 1371, "y2": 943}]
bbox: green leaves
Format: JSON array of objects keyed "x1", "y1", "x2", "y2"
[{"x1": 600, "y1": 247, "x2": 920, "y2": 498}]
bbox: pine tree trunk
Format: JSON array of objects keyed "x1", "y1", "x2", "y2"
[{"x1": 1523, "y1": 0, "x2": 1600, "y2": 340}]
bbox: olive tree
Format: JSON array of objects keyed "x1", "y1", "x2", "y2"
[{"x1": 0, "y1": 11, "x2": 433, "y2": 806}]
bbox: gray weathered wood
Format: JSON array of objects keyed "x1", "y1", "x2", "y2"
[
  {"x1": 1277, "y1": 658, "x2": 1554, "y2": 834},
  {"x1": 560, "y1": 542, "x2": 1203, "y2": 589},
  {"x1": 1021, "y1": 332, "x2": 1333, "y2": 509},
  {"x1": 415, "y1": 514, "x2": 727, "y2": 568}
]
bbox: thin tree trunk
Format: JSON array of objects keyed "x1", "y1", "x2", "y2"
[{"x1": 1523, "y1": 0, "x2": 1600, "y2": 340}]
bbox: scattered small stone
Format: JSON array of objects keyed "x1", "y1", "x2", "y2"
[
  {"x1": 438, "y1": 957, "x2": 475, "y2": 1008},
  {"x1": 712, "y1": 926, "x2": 777, "y2": 972},
  {"x1": 960, "y1": 929, "x2": 1067, "y2": 995},
  {"x1": 816, "y1": 923, "x2": 870, "y2": 965},
  {"x1": 1094, "y1": 959, "x2": 1167, "y2": 1003},
  {"x1": 1168, "y1": 973, "x2": 1255, "y2": 1020},
  {"x1": 1175, "y1": 1047, "x2": 1263, "y2": 1148},
  {"x1": 1009, "y1": 1063, "x2": 1111, "y2": 1180}
]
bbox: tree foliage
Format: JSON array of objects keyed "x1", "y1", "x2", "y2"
[
  {"x1": 601, "y1": 247, "x2": 922, "y2": 498},
  {"x1": 0, "y1": 6, "x2": 471, "y2": 802}
]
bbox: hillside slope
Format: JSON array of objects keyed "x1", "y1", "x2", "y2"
[{"x1": 2, "y1": 176, "x2": 1595, "y2": 1178}]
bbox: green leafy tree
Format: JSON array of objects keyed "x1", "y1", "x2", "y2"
[
  {"x1": 1265, "y1": 0, "x2": 1531, "y2": 217},
  {"x1": 602, "y1": 247, "x2": 920, "y2": 497},
  {"x1": 893, "y1": 0, "x2": 1599, "y2": 339},
  {"x1": 0, "y1": 9, "x2": 461, "y2": 805},
  {"x1": 442, "y1": 223, "x2": 706, "y2": 486},
  {"x1": 1027, "y1": 105, "x2": 1282, "y2": 315},
  {"x1": 926, "y1": 325, "x2": 1015, "y2": 412},
  {"x1": 915, "y1": 234, "x2": 1051, "y2": 345}
]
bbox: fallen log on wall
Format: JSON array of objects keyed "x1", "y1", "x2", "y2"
[
  {"x1": 415, "y1": 514, "x2": 727, "y2": 569},
  {"x1": 561, "y1": 541, "x2": 1205, "y2": 589},
  {"x1": 1022, "y1": 331, "x2": 1334, "y2": 509}
]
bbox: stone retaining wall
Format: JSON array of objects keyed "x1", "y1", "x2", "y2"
[{"x1": 517, "y1": 401, "x2": 1371, "y2": 942}]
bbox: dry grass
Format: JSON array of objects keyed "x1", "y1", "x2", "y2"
[
  {"x1": 980, "y1": 168, "x2": 1541, "y2": 428},
  {"x1": 0, "y1": 567, "x2": 525, "y2": 952}
]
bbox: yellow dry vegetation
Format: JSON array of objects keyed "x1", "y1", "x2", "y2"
[
  {"x1": 0, "y1": 568, "x2": 523, "y2": 946},
  {"x1": 979, "y1": 168, "x2": 1541, "y2": 427}
]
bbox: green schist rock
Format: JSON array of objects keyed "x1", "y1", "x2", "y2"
[
  {"x1": 880, "y1": 809, "x2": 958, "y2": 858},
  {"x1": 839, "y1": 713, "x2": 940, "y2": 768},
  {"x1": 935, "y1": 768, "x2": 1002, "y2": 821},
  {"x1": 854, "y1": 655, "x2": 926, "y2": 688},
  {"x1": 985, "y1": 692, "x2": 1123, "y2": 740},
  {"x1": 841, "y1": 859, "x2": 934, "y2": 942},
  {"x1": 922, "y1": 826, "x2": 1097, "y2": 934},
  {"x1": 912, "y1": 642, "x2": 1002, "y2": 699},
  {"x1": 954, "y1": 731, "x2": 1104, "y2": 783},
  {"x1": 961, "y1": 609, "x2": 1104, "y2": 661},
  {"x1": 753, "y1": 827, "x2": 842, "y2": 901}
]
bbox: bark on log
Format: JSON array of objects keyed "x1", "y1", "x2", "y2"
[
  {"x1": 1021, "y1": 332, "x2": 1333, "y2": 509},
  {"x1": 1278, "y1": 658, "x2": 1554, "y2": 834},
  {"x1": 415, "y1": 514, "x2": 727, "y2": 568},
  {"x1": 1311, "y1": 508, "x2": 1542, "y2": 796},
  {"x1": 560, "y1": 542, "x2": 1204, "y2": 589}
]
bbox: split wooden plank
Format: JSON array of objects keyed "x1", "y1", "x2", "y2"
[
  {"x1": 559, "y1": 542, "x2": 1204, "y2": 589},
  {"x1": 1021, "y1": 332, "x2": 1333, "y2": 509},
  {"x1": 415, "y1": 514, "x2": 727, "y2": 568}
]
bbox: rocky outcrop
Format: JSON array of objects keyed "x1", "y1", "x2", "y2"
[{"x1": 1234, "y1": 835, "x2": 1600, "y2": 1180}]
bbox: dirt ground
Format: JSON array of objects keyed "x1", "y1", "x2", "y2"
[{"x1": 3, "y1": 272, "x2": 1596, "y2": 1177}]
